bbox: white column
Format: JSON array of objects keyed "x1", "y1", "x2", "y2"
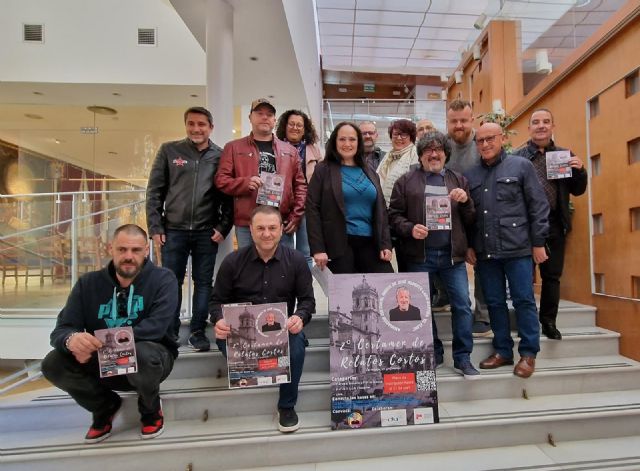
[{"x1": 206, "y1": 0, "x2": 235, "y2": 270}]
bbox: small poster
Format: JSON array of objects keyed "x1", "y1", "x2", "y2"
[
  {"x1": 94, "y1": 327, "x2": 137, "y2": 378},
  {"x1": 256, "y1": 172, "x2": 284, "y2": 207},
  {"x1": 223, "y1": 303, "x2": 291, "y2": 389},
  {"x1": 425, "y1": 196, "x2": 452, "y2": 230},
  {"x1": 546, "y1": 150, "x2": 572, "y2": 179},
  {"x1": 329, "y1": 273, "x2": 439, "y2": 430}
]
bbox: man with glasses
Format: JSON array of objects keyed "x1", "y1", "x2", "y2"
[
  {"x1": 416, "y1": 118, "x2": 436, "y2": 139},
  {"x1": 359, "y1": 121, "x2": 386, "y2": 173},
  {"x1": 445, "y1": 99, "x2": 492, "y2": 336},
  {"x1": 514, "y1": 109, "x2": 587, "y2": 340},
  {"x1": 465, "y1": 123, "x2": 549, "y2": 378},
  {"x1": 146, "y1": 106, "x2": 233, "y2": 351},
  {"x1": 42, "y1": 224, "x2": 179, "y2": 443}
]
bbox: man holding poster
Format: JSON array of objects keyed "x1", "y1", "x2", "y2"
[{"x1": 209, "y1": 205, "x2": 315, "y2": 433}]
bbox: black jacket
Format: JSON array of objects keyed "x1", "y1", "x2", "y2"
[
  {"x1": 50, "y1": 260, "x2": 180, "y2": 358},
  {"x1": 146, "y1": 138, "x2": 233, "y2": 236},
  {"x1": 306, "y1": 160, "x2": 392, "y2": 259},
  {"x1": 514, "y1": 139, "x2": 587, "y2": 234},
  {"x1": 465, "y1": 151, "x2": 549, "y2": 260},
  {"x1": 389, "y1": 167, "x2": 475, "y2": 263}
]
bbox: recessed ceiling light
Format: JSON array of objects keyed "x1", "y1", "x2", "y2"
[
  {"x1": 190, "y1": 94, "x2": 198, "y2": 98},
  {"x1": 25, "y1": 113, "x2": 44, "y2": 119},
  {"x1": 112, "y1": 92, "x2": 121, "y2": 96},
  {"x1": 32, "y1": 91, "x2": 44, "y2": 95},
  {"x1": 268, "y1": 95, "x2": 275, "y2": 99},
  {"x1": 87, "y1": 105, "x2": 117, "y2": 115},
  {"x1": 108, "y1": 151, "x2": 118, "y2": 155},
  {"x1": 250, "y1": 56, "x2": 258, "y2": 61}
]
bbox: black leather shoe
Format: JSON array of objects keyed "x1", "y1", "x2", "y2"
[{"x1": 541, "y1": 323, "x2": 562, "y2": 340}]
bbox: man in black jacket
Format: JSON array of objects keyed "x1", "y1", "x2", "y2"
[
  {"x1": 146, "y1": 107, "x2": 233, "y2": 351},
  {"x1": 41, "y1": 224, "x2": 178, "y2": 443},
  {"x1": 514, "y1": 109, "x2": 587, "y2": 340}
]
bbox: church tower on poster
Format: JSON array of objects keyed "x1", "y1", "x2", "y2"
[{"x1": 350, "y1": 276, "x2": 382, "y2": 376}]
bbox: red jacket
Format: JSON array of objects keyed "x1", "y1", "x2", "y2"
[{"x1": 216, "y1": 133, "x2": 307, "y2": 227}]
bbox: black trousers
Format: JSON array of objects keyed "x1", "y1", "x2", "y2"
[
  {"x1": 42, "y1": 341, "x2": 174, "y2": 417},
  {"x1": 539, "y1": 227, "x2": 566, "y2": 325},
  {"x1": 328, "y1": 235, "x2": 394, "y2": 274}
]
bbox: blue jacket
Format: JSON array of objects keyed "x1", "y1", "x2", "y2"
[{"x1": 464, "y1": 151, "x2": 549, "y2": 260}]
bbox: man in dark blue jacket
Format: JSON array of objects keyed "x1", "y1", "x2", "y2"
[
  {"x1": 465, "y1": 123, "x2": 550, "y2": 379},
  {"x1": 42, "y1": 224, "x2": 178, "y2": 443},
  {"x1": 514, "y1": 109, "x2": 587, "y2": 340}
]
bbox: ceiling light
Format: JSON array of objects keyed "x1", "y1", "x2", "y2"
[
  {"x1": 454, "y1": 71, "x2": 463, "y2": 84},
  {"x1": 403, "y1": 85, "x2": 409, "y2": 94},
  {"x1": 535, "y1": 50, "x2": 553, "y2": 74},
  {"x1": 190, "y1": 94, "x2": 198, "y2": 98},
  {"x1": 108, "y1": 151, "x2": 118, "y2": 155},
  {"x1": 441, "y1": 89, "x2": 447, "y2": 101},
  {"x1": 25, "y1": 113, "x2": 43, "y2": 119},
  {"x1": 32, "y1": 91, "x2": 44, "y2": 96},
  {"x1": 54, "y1": 138, "x2": 61, "y2": 144},
  {"x1": 87, "y1": 105, "x2": 117, "y2": 115},
  {"x1": 473, "y1": 45, "x2": 481, "y2": 60},
  {"x1": 268, "y1": 95, "x2": 275, "y2": 99},
  {"x1": 250, "y1": 56, "x2": 258, "y2": 61},
  {"x1": 474, "y1": 13, "x2": 487, "y2": 30},
  {"x1": 440, "y1": 74, "x2": 448, "y2": 82},
  {"x1": 112, "y1": 92, "x2": 121, "y2": 96}
]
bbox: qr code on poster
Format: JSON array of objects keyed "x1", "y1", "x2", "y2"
[
  {"x1": 278, "y1": 356, "x2": 289, "y2": 368},
  {"x1": 416, "y1": 370, "x2": 437, "y2": 391}
]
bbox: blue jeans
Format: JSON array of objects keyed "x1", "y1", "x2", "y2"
[
  {"x1": 217, "y1": 331, "x2": 306, "y2": 409},
  {"x1": 406, "y1": 248, "x2": 474, "y2": 365},
  {"x1": 235, "y1": 226, "x2": 294, "y2": 250},
  {"x1": 295, "y1": 216, "x2": 313, "y2": 268},
  {"x1": 476, "y1": 256, "x2": 540, "y2": 359},
  {"x1": 161, "y1": 229, "x2": 219, "y2": 334}
]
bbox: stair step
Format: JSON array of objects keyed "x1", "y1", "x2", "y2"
[{"x1": 3, "y1": 389, "x2": 640, "y2": 471}]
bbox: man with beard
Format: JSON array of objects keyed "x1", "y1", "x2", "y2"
[
  {"x1": 42, "y1": 224, "x2": 179, "y2": 443},
  {"x1": 359, "y1": 121, "x2": 386, "y2": 173}
]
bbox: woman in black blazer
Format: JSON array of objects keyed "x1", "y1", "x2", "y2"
[{"x1": 305, "y1": 121, "x2": 393, "y2": 274}]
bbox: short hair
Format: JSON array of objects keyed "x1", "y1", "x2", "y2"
[
  {"x1": 275, "y1": 109, "x2": 319, "y2": 145},
  {"x1": 324, "y1": 122, "x2": 366, "y2": 168},
  {"x1": 529, "y1": 108, "x2": 554, "y2": 124},
  {"x1": 113, "y1": 224, "x2": 148, "y2": 240},
  {"x1": 250, "y1": 205, "x2": 283, "y2": 224},
  {"x1": 396, "y1": 286, "x2": 410, "y2": 296},
  {"x1": 416, "y1": 131, "x2": 451, "y2": 160},
  {"x1": 359, "y1": 120, "x2": 377, "y2": 130},
  {"x1": 388, "y1": 119, "x2": 417, "y2": 143},
  {"x1": 184, "y1": 106, "x2": 213, "y2": 126},
  {"x1": 447, "y1": 99, "x2": 472, "y2": 112}
]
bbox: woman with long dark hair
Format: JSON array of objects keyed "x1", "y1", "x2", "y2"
[{"x1": 306, "y1": 121, "x2": 393, "y2": 274}]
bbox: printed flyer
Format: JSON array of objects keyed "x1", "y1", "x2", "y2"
[
  {"x1": 223, "y1": 303, "x2": 291, "y2": 389},
  {"x1": 256, "y1": 172, "x2": 284, "y2": 207},
  {"x1": 94, "y1": 326, "x2": 137, "y2": 378},
  {"x1": 425, "y1": 195, "x2": 452, "y2": 230},
  {"x1": 546, "y1": 150, "x2": 572, "y2": 179},
  {"x1": 329, "y1": 274, "x2": 439, "y2": 430}
]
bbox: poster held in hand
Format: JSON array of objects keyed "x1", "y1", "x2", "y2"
[{"x1": 95, "y1": 327, "x2": 138, "y2": 378}]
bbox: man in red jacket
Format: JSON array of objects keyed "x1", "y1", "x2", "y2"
[{"x1": 215, "y1": 98, "x2": 307, "y2": 248}]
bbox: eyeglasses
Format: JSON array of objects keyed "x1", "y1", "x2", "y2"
[
  {"x1": 361, "y1": 131, "x2": 376, "y2": 136},
  {"x1": 287, "y1": 122, "x2": 304, "y2": 130},
  {"x1": 391, "y1": 132, "x2": 409, "y2": 139},
  {"x1": 475, "y1": 134, "x2": 501, "y2": 145},
  {"x1": 423, "y1": 146, "x2": 444, "y2": 155}
]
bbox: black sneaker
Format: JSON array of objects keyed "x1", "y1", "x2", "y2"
[
  {"x1": 140, "y1": 402, "x2": 164, "y2": 440},
  {"x1": 278, "y1": 407, "x2": 299, "y2": 433},
  {"x1": 188, "y1": 330, "x2": 211, "y2": 352},
  {"x1": 84, "y1": 395, "x2": 122, "y2": 444}
]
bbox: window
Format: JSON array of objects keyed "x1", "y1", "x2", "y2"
[
  {"x1": 633, "y1": 276, "x2": 640, "y2": 299},
  {"x1": 589, "y1": 96, "x2": 600, "y2": 118},
  {"x1": 626, "y1": 71, "x2": 639, "y2": 98},
  {"x1": 631, "y1": 207, "x2": 640, "y2": 231},
  {"x1": 594, "y1": 273, "x2": 605, "y2": 294},
  {"x1": 592, "y1": 213, "x2": 603, "y2": 235},
  {"x1": 629, "y1": 137, "x2": 640, "y2": 165},
  {"x1": 590, "y1": 153, "x2": 601, "y2": 176}
]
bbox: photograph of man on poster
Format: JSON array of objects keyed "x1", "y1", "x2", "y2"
[
  {"x1": 389, "y1": 287, "x2": 422, "y2": 322},
  {"x1": 261, "y1": 311, "x2": 283, "y2": 333}
]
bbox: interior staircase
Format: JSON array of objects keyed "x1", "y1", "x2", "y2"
[{"x1": 2, "y1": 289, "x2": 640, "y2": 471}]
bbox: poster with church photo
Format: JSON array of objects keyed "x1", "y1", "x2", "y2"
[
  {"x1": 329, "y1": 274, "x2": 439, "y2": 430},
  {"x1": 223, "y1": 303, "x2": 291, "y2": 389}
]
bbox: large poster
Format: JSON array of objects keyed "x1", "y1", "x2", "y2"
[
  {"x1": 223, "y1": 303, "x2": 290, "y2": 389},
  {"x1": 329, "y1": 274, "x2": 439, "y2": 430}
]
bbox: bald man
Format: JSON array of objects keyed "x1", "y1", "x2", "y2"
[
  {"x1": 464, "y1": 123, "x2": 549, "y2": 379},
  {"x1": 416, "y1": 119, "x2": 436, "y2": 139}
]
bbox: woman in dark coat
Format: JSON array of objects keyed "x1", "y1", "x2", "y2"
[{"x1": 305, "y1": 121, "x2": 393, "y2": 274}]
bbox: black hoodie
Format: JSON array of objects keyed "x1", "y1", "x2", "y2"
[{"x1": 50, "y1": 259, "x2": 179, "y2": 358}]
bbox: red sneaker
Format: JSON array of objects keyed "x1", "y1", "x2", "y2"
[
  {"x1": 140, "y1": 404, "x2": 164, "y2": 439},
  {"x1": 84, "y1": 396, "x2": 122, "y2": 444}
]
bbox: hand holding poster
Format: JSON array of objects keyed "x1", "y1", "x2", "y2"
[
  {"x1": 329, "y1": 274, "x2": 439, "y2": 430},
  {"x1": 223, "y1": 303, "x2": 291, "y2": 389},
  {"x1": 425, "y1": 196, "x2": 452, "y2": 230},
  {"x1": 546, "y1": 150, "x2": 572, "y2": 179},
  {"x1": 94, "y1": 327, "x2": 137, "y2": 378}
]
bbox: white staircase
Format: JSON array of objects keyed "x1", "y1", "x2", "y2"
[{"x1": 2, "y1": 296, "x2": 640, "y2": 471}]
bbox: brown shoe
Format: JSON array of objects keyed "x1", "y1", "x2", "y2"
[
  {"x1": 479, "y1": 353, "x2": 514, "y2": 369},
  {"x1": 514, "y1": 356, "x2": 536, "y2": 378}
]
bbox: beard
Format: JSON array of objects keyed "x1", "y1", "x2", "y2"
[{"x1": 115, "y1": 260, "x2": 142, "y2": 279}]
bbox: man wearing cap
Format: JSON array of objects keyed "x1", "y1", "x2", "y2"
[{"x1": 216, "y1": 98, "x2": 307, "y2": 248}]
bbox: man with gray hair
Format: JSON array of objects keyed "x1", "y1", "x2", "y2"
[{"x1": 359, "y1": 121, "x2": 386, "y2": 173}]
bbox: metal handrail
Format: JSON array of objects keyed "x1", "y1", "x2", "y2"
[{"x1": 0, "y1": 361, "x2": 43, "y2": 396}]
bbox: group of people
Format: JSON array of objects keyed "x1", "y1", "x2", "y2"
[{"x1": 40, "y1": 97, "x2": 586, "y2": 444}]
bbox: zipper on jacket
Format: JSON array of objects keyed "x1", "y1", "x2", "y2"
[{"x1": 189, "y1": 159, "x2": 199, "y2": 230}]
